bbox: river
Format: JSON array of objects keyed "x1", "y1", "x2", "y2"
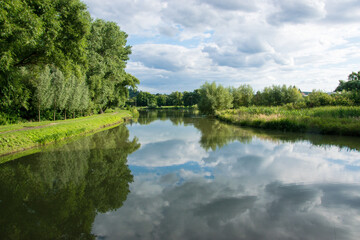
[{"x1": 1, "y1": 110, "x2": 360, "y2": 239}]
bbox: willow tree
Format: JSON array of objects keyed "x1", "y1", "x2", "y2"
[
  {"x1": 0, "y1": 0, "x2": 91, "y2": 117},
  {"x1": 32, "y1": 66, "x2": 54, "y2": 121},
  {"x1": 50, "y1": 67, "x2": 69, "y2": 121}
]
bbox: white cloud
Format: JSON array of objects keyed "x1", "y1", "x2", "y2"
[
  {"x1": 83, "y1": 0, "x2": 360, "y2": 93},
  {"x1": 267, "y1": 0, "x2": 327, "y2": 25}
]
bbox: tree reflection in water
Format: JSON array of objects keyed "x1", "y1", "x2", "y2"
[{"x1": 0, "y1": 125, "x2": 139, "y2": 240}]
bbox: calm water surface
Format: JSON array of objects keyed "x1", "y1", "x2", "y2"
[{"x1": 1, "y1": 110, "x2": 360, "y2": 239}]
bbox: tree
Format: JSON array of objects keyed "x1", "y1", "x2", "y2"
[
  {"x1": 169, "y1": 91, "x2": 183, "y2": 106},
  {"x1": 86, "y1": 19, "x2": 133, "y2": 112},
  {"x1": 0, "y1": 0, "x2": 139, "y2": 122},
  {"x1": 50, "y1": 67, "x2": 69, "y2": 120},
  {"x1": 183, "y1": 90, "x2": 200, "y2": 107},
  {"x1": 156, "y1": 94, "x2": 168, "y2": 107},
  {"x1": 282, "y1": 85, "x2": 303, "y2": 104},
  {"x1": 198, "y1": 82, "x2": 233, "y2": 114},
  {"x1": 335, "y1": 71, "x2": 360, "y2": 92},
  {"x1": 0, "y1": 0, "x2": 91, "y2": 119},
  {"x1": 32, "y1": 66, "x2": 54, "y2": 121},
  {"x1": 136, "y1": 91, "x2": 156, "y2": 107},
  {"x1": 78, "y1": 80, "x2": 90, "y2": 116},
  {"x1": 306, "y1": 90, "x2": 333, "y2": 107},
  {"x1": 231, "y1": 84, "x2": 254, "y2": 108},
  {"x1": 0, "y1": 0, "x2": 90, "y2": 71},
  {"x1": 0, "y1": 69, "x2": 31, "y2": 117},
  {"x1": 252, "y1": 85, "x2": 303, "y2": 106}
]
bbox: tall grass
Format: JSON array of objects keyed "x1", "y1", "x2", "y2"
[{"x1": 216, "y1": 106, "x2": 360, "y2": 136}]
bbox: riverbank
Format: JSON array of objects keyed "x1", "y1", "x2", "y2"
[
  {"x1": 215, "y1": 106, "x2": 360, "y2": 136},
  {"x1": 0, "y1": 110, "x2": 137, "y2": 157},
  {"x1": 138, "y1": 106, "x2": 196, "y2": 110}
]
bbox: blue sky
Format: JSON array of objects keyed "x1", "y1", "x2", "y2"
[{"x1": 82, "y1": 0, "x2": 360, "y2": 93}]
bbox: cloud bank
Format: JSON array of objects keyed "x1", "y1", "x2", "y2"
[{"x1": 83, "y1": 0, "x2": 360, "y2": 93}]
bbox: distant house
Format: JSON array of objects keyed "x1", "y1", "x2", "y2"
[{"x1": 301, "y1": 91, "x2": 311, "y2": 97}]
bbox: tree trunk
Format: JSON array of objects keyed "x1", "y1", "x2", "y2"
[
  {"x1": 65, "y1": 109, "x2": 67, "y2": 120},
  {"x1": 53, "y1": 100, "x2": 56, "y2": 121},
  {"x1": 73, "y1": 111, "x2": 75, "y2": 119},
  {"x1": 38, "y1": 103, "x2": 41, "y2": 122}
]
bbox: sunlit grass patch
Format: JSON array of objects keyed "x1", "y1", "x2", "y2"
[
  {"x1": 216, "y1": 106, "x2": 360, "y2": 136},
  {"x1": 0, "y1": 110, "x2": 134, "y2": 157}
]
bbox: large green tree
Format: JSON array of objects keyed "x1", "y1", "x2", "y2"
[
  {"x1": 183, "y1": 90, "x2": 200, "y2": 107},
  {"x1": 198, "y1": 82, "x2": 233, "y2": 114},
  {"x1": 0, "y1": 0, "x2": 91, "y2": 118},
  {"x1": 335, "y1": 71, "x2": 360, "y2": 92},
  {"x1": 0, "y1": 0, "x2": 90, "y2": 72},
  {"x1": 86, "y1": 19, "x2": 136, "y2": 112},
  {"x1": 231, "y1": 84, "x2": 254, "y2": 108}
]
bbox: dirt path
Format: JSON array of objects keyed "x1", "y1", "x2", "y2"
[{"x1": 0, "y1": 123, "x2": 58, "y2": 135}]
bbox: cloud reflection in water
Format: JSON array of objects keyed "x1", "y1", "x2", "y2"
[{"x1": 93, "y1": 117, "x2": 360, "y2": 240}]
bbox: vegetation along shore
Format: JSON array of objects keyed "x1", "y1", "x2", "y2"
[
  {"x1": 0, "y1": 110, "x2": 137, "y2": 158},
  {"x1": 215, "y1": 106, "x2": 360, "y2": 136}
]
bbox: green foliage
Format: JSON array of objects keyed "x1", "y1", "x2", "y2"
[
  {"x1": 335, "y1": 71, "x2": 360, "y2": 92},
  {"x1": 198, "y1": 82, "x2": 233, "y2": 114},
  {"x1": 331, "y1": 91, "x2": 355, "y2": 106},
  {"x1": 0, "y1": 0, "x2": 91, "y2": 71},
  {"x1": 253, "y1": 85, "x2": 303, "y2": 106},
  {"x1": 86, "y1": 19, "x2": 133, "y2": 111},
  {"x1": 0, "y1": 110, "x2": 133, "y2": 156},
  {"x1": 156, "y1": 94, "x2": 168, "y2": 107},
  {"x1": 216, "y1": 106, "x2": 360, "y2": 136},
  {"x1": 183, "y1": 89, "x2": 200, "y2": 107},
  {"x1": 0, "y1": 124, "x2": 139, "y2": 238},
  {"x1": 306, "y1": 90, "x2": 333, "y2": 107},
  {"x1": 0, "y1": 68, "x2": 31, "y2": 116},
  {"x1": 136, "y1": 91, "x2": 156, "y2": 107},
  {"x1": 231, "y1": 84, "x2": 254, "y2": 108},
  {"x1": 0, "y1": 1, "x2": 138, "y2": 122},
  {"x1": 168, "y1": 91, "x2": 183, "y2": 106}
]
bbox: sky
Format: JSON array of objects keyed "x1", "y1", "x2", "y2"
[{"x1": 82, "y1": 0, "x2": 360, "y2": 93}]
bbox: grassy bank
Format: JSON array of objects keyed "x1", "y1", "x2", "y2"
[
  {"x1": 0, "y1": 110, "x2": 137, "y2": 157},
  {"x1": 216, "y1": 106, "x2": 360, "y2": 136},
  {"x1": 137, "y1": 106, "x2": 196, "y2": 110}
]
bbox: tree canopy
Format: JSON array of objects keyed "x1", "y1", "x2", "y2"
[
  {"x1": 335, "y1": 71, "x2": 360, "y2": 92},
  {"x1": 0, "y1": 0, "x2": 139, "y2": 123}
]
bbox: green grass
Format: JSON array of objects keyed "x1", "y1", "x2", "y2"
[
  {"x1": 0, "y1": 110, "x2": 135, "y2": 156},
  {"x1": 137, "y1": 105, "x2": 197, "y2": 110},
  {"x1": 216, "y1": 106, "x2": 360, "y2": 136}
]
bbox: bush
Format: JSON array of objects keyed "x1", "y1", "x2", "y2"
[
  {"x1": 198, "y1": 82, "x2": 233, "y2": 114},
  {"x1": 306, "y1": 90, "x2": 333, "y2": 107}
]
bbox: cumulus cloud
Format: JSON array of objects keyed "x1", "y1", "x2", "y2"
[
  {"x1": 323, "y1": 0, "x2": 360, "y2": 23},
  {"x1": 201, "y1": 0, "x2": 258, "y2": 12},
  {"x1": 131, "y1": 44, "x2": 211, "y2": 72},
  {"x1": 267, "y1": 0, "x2": 327, "y2": 25},
  {"x1": 83, "y1": 0, "x2": 360, "y2": 92}
]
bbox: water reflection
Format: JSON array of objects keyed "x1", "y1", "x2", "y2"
[
  {"x1": 0, "y1": 125, "x2": 139, "y2": 239},
  {"x1": 92, "y1": 110, "x2": 360, "y2": 240},
  {"x1": 1, "y1": 110, "x2": 360, "y2": 239}
]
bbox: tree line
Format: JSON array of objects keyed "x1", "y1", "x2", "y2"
[
  {"x1": 197, "y1": 71, "x2": 360, "y2": 114},
  {"x1": 0, "y1": 0, "x2": 139, "y2": 124},
  {"x1": 129, "y1": 71, "x2": 360, "y2": 115},
  {"x1": 128, "y1": 89, "x2": 201, "y2": 108}
]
